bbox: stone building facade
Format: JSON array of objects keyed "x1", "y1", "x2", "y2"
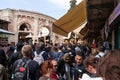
[{"x1": 0, "y1": 8, "x2": 64, "y2": 45}]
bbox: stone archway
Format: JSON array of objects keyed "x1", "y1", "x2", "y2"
[
  {"x1": 18, "y1": 22, "x2": 32, "y2": 43},
  {"x1": 0, "y1": 9, "x2": 61, "y2": 44}
]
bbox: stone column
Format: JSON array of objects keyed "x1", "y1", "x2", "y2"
[
  {"x1": 48, "y1": 21, "x2": 53, "y2": 43},
  {"x1": 33, "y1": 17, "x2": 39, "y2": 44},
  {"x1": 9, "y1": 15, "x2": 19, "y2": 45}
]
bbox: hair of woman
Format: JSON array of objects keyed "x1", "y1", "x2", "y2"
[
  {"x1": 97, "y1": 49, "x2": 120, "y2": 80},
  {"x1": 41, "y1": 60, "x2": 53, "y2": 75}
]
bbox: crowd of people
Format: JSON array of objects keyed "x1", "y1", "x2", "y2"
[{"x1": 0, "y1": 40, "x2": 120, "y2": 80}]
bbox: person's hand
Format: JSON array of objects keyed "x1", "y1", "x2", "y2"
[{"x1": 78, "y1": 77, "x2": 81, "y2": 80}]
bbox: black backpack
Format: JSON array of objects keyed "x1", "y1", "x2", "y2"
[{"x1": 14, "y1": 59, "x2": 31, "y2": 80}]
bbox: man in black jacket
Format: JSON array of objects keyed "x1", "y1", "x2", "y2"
[
  {"x1": 73, "y1": 53, "x2": 87, "y2": 80},
  {"x1": 9, "y1": 42, "x2": 23, "y2": 66},
  {"x1": 11, "y1": 45, "x2": 40, "y2": 80}
]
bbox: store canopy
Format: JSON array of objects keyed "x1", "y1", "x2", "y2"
[
  {"x1": 52, "y1": 0, "x2": 87, "y2": 37},
  {"x1": 73, "y1": 21, "x2": 87, "y2": 35},
  {"x1": 0, "y1": 29, "x2": 14, "y2": 35},
  {"x1": 108, "y1": 3, "x2": 120, "y2": 26}
]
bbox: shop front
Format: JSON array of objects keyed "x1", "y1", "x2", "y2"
[
  {"x1": 108, "y1": 3, "x2": 120, "y2": 49},
  {"x1": 0, "y1": 19, "x2": 14, "y2": 45}
]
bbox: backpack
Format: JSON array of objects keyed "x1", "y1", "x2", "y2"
[
  {"x1": 14, "y1": 59, "x2": 31, "y2": 80},
  {"x1": 33, "y1": 51, "x2": 45, "y2": 65}
]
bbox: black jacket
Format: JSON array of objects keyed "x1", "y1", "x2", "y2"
[
  {"x1": 0, "y1": 49, "x2": 7, "y2": 67},
  {"x1": 12, "y1": 58, "x2": 40, "y2": 80},
  {"x1": 73, "y1": 64, "x2": 87, "y2": 80},
  {"x1": 57, "y1": 59, "x2": 73, "y2": 80}
]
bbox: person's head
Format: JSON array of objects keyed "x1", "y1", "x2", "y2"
[
  {"x1": 7, "y1": 46, "x2": 14, "y2": 55},
  {"x1": 37, "y1": 42, "x2": 45, "y2": 50},
  {"x1": 83, "y1": 56, "x2": 99, "y2": 74},
  {"x1": 41, "y1": 60, "x2": 53, "y2": 76},
  {"x1": 16, "y1": 42, "x2": 24, "y2": 51},
  {"x1": 63, "y1": 53, "x2": 71, "y2": 63},
  {"x1": 21, "y1": 45, "x2": 33, "y2": 58},
  {"x1": 51, "y1": 46, "x2": 57, "y2": 52},
  {"x1": 51, "y1": 60, "x2": 58, "y2": 72},
  {"x1": 91, "y1": 48, "x2": 98, "y2": 56},
  {"x1": 75, "y1": 53, "x2": 84, "y2": 65},
  {"x1": 98, "y1": 49, "x2": 120, "y2": 80},
  {"x1": 97, "y1": 45, "x2": 104, "y2": 52}
]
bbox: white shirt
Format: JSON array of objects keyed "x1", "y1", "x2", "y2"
[
  {"x1": 95, "y1": 52, "x2": 105, "y2": 58},
  {"x1": 80, "y1": 73, "x2": 103, "y2": 80}
]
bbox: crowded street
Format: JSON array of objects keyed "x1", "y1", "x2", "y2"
[{"x1": 0, "y1": 0, "x2": 120, "y2": 80}]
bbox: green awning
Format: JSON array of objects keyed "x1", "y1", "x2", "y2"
[{"x1": 0, "y1": 29, "x2": 14, "y2": 35}]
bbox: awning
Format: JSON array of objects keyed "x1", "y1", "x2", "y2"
[
  {"x1": 79, "y1": 23, "x2": 89, "y2": 39},
  {"x1": 73, "y1": 21, "x2": 87, "y2": 35},
  {"x1": 52, "y1": 0, "x2": 87, "y2": 37},
  {"x1": 0, "y1": 29, "x2": 14, "y2": 35},
  {"x1": 108, "y1": 3, "x2": 120, "y2": 26},
  {"x1": 0, "y1": 19, "x2": 10, "y2": 24}
]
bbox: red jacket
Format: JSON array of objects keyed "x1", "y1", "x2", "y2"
[{"x1": 50, "y1": 71, "x2": 59, "y2": 80}]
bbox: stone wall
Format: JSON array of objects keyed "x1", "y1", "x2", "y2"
[{"x1": 0, "y1": 8, "x2": 64, "y2": 45}]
